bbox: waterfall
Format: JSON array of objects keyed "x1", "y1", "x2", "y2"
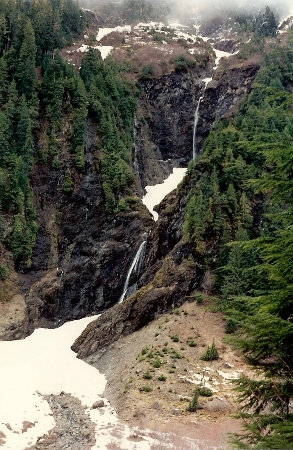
[
  {"x1": 119, "y1": 240, "x2": 147, "y2": 304},
  {"x1": 192, "y1": 96, "x2": 203, "y2": 161}
]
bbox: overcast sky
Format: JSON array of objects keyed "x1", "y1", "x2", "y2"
[
  {"x1": 169, "y1": 0, "x2": 293, "y2": 21},
  {"x1": 80, "y1": 0, "x2": 293, "y2": 22}
]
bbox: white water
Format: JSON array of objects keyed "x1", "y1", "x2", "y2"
[
  {"x1": 119, "y1": 240, "x2": 147, "y2": 303},
  {"x1": 192, "y1": 43, "x2": 232, "y2": 161},
  {"x1": 142, "y1": 168, "x2": 187, "y2": 221},
  {"x1": 192, "y1": 96, "x2": 203, "y2": 160}
]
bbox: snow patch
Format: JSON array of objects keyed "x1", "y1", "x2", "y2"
[
  {"x1": 142, "y1": 168, "x2": 186, "y2": 221},
  {"x1": 0, "y1": 316, "x2": 101, "y2": 449},
  {"x1": 96, "y1": 25, "x2": 131, "y2": 42},
  {"x1": 77, "y1": 44, "x2": 113, "y2": 59},
  {"x1": 0, "y1": 316, "x2": 165, "y2": 449},
  {"x1": 217, "y1": 370, "x2": 243, "y2": 380}
]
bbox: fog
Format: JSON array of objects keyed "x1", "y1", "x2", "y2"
[
  {"x1": 170, "y1": 0, "x2": 293, "y2": 21},
  {"x1": 79, "y1": 0, "x2": 293, "y2": 23}
]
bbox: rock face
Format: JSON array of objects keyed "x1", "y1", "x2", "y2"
[
  {"x1": 21, "y1": 117, "x2": 153, "y2": 331},
  {"x1": 195, "y1": 59, "x2": 260, "y2": 152},
  {"x1": 72, "y1": 174, "x2": 203, "y2": 358},
  {"x1": 1, "y1": 54, "x2": 260, "y2": 339},
  {"x1": 134, "y1": 58, "x2": 259, "y2": 191},
  {"x1": 135, "y1": 68, "x2": 210, "y2": 190},
  {"x1": 72, "y1": 55, "x2": 261, "y2": 356}
]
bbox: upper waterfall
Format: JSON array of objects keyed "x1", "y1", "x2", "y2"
[{"x1": 192, "y1": 96, "x2": 203, "y2": 161}]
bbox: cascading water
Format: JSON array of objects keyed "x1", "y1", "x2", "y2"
[
  {"x1": 119, "y1": 240, "x2": 147, "y2": 303},
  {"x1": 192, "y1": 96, "x2": 203, "y2": 161}
]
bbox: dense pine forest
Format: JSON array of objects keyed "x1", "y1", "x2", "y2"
[
  {"x1": 0, "y1": 0, "x2": 292, "y2": 448},
  {"x1": 0, "y1": 0, "x2": 137, "y2": 270},
  {"x1": 184, "y1": 41, "x2": 293, "y2": 447}
]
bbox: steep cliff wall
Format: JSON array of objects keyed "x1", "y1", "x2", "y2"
[
  {"x1": 0, "y1": 53, "x2": 260, "y2": 341},
  {"x1": 134, "y1": 57, "x2": 259, "y2": 192},
  {"x1": 72, "y1": 57, "x2": 261, "y2": 357},
  {"x1": 135, "y1": 69, "x2": 208, "y2": 190}
]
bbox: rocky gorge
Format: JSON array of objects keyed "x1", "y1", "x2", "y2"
[{"x1": 0, "y1": 49, "x2": 259, "y2": 341}]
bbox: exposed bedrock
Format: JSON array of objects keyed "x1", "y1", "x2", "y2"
[
  {"x1": 134, "y1": 58, "x2": 259, "y2": 190},
  {"x1": 1, "y1": 56, "x2": 260, "y2": 339}
]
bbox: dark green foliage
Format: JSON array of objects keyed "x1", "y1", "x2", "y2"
[
  {"x1": 0, "y1": 265, "x2": 8, "y2": 280},
  {"x1": 63, "y1": 169, "x2": 74, "y2": 194},
  {"x1": 17, "y1": 19, "x2": 37, "y2": 103},
  {"x1": 80, "y1": 49, "x2": 137, "y2": 211},
  {"x1": 0, "y1": 0, "x2": 86, "y2": 267},
  {"x1": 0, "y1": 0, "x2": 85, "y2": 62},
  {"x1": 254, "y1": 6, "x2": 278, "y2": 37},
  {"x1": 187, "y1": 389, "x2": 199, "y2": 412},
  {"x1": 170, "y1": 54, "x2": 196, "y2": 72},
  {"x1": 184, "y1": 41, "x2": 293, "y2": 447},
  {"x1": 141, "y1": 64, "x2": 154, "y2": 79},
  {"x1": 158, "y1": 374, "x2": 166, "y2": 381},
  {"x1": 201, "y1": 341, "x2": 219, "y2": 361},
  {"x1": 225, "y1": 318, "x2": 238, "y2": 334},
  {"x1": 198, "y1": 387, "x2": 213, "y2": 397},
  {"x1": 196, "y1": 294, "x2": 203, "y2": 304}
]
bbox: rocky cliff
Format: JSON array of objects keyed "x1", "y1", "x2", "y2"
[
  {"x1": 72, "y1": 56, "x2": 261, "y2": 358},
  {"x1": 135, "y1": 68, "x2": 209, "y2": 190},
  {"x1": 0, "y1": 52, "x2": 259, "y2": 341}
]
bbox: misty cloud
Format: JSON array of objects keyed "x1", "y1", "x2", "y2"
[
  {"x1": 169, "y1": 0, "x2": 293, "y2": 21},
  {"x1": 79, "y1": 0, "x2": 293, "y2": 24}
]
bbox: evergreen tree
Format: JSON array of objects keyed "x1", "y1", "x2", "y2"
[
  {"x1": 221, "y1": 227, "x2": 251, "y2": 299},
  {"x1": 0, "y1": 56, "x2": 8, "y2": 105},
  {"x1": 17, "y1": 19, "x2": 37, "y2": 102}
]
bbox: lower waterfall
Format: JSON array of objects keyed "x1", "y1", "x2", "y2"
[{"x1": 119, "y1": 240, "x2": 147, "y2": 303}]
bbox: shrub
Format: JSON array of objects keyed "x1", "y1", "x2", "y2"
[
  {"x1": 143, "y1": 371, "x2": 152, "y2": 380},
  {"x1": 201, "y1": 341, "x2": 219, "y2": 361},
  {"x1": 187, "y1": 390, "x2": 199, "y2": 412},
  {"x1": 171, "y1": 334, "x2": 179, "y2": 342},
  {"x1": 171, "y1": 54, "x2": 196, "y2": 72},
  {"x1": 141, "y1": 64, "x2": 155, "y2": 79},
  {"x1": 158, "y1": 375, "x2": 167, "y2": 381},
  {"x1": 225, "y1": 318, "x2": 238, "y2": 334},
  {"x1": 63, "y1": 168, "x2": 74, "y2": 194},
  {"x1": 0, "y1": 265, "x2": 9, "y2": 280},
  {"x1": 188, "y1": 340, "x2": 197, "y2": 347},
  {"x1": 141, "y1": 347, "x2": 148, "y2": 355},
  {"x1": 140, "y1": 385, "x2": 152, "y2": 392},
  {"x1": 198, "y1": 387, "x2": 213, "y2": 397},
  {"x1": 152, "y1": 358, "x2": 162, "y2": 368},
  {"x1": 196, "y1": 294, "x2": 203, "y2": 304}
]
